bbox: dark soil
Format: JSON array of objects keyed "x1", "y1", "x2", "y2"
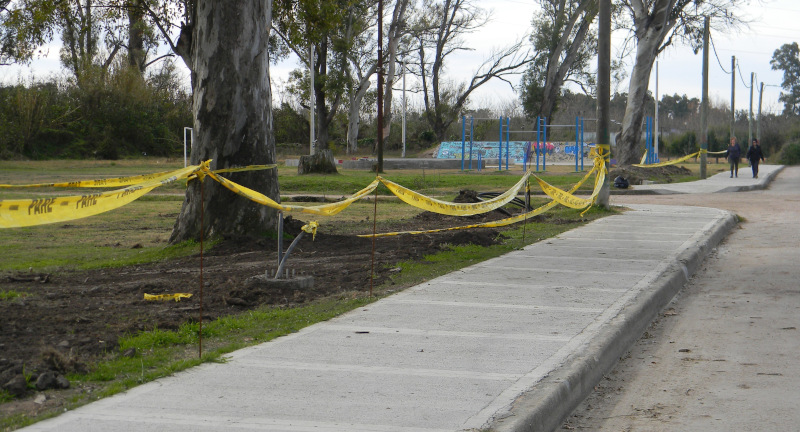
[
  {"x1": 1, "y1": 208, "x2": 520, "y2": 420},
  {"x1": 609, "y1": 165, "x2": 692, "y2": 186}
]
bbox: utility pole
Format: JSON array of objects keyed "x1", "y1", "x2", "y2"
[
  {"x1": 310, "y1": 44, "x2": 315, "y2": 155},
  {"x1": 748, "y1": 72, "x2": 754, "y2": 149},
  {"x1": 376, "y1": 0, "x2": 384, "y2": 173},
  {"x1": 655, "y1": 60, "x2": 659, "y2": 161},
  {"x1": 308, "y1": 42, "x2": 317, "y2": 155},
  {"x1": 402, "y1": 61, "x2": 406, "y2": 158},
  {"x1": 700, "y1": 16, "x2": 709, "y2": 179},
  {"x1": 757, "y1": 81, "x2": 764, "y2": 143},
  {"x1": 596, "y1": 0, "x2": 610, "y2": 208},
  {"x1": 731, "y1": 56, "x2": 735, "y2": 140}
]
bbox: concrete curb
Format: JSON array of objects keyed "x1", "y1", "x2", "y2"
[
  {"x1": 488, "y1": 208, "x2": 738, "y2": 432},
  {"x1": 716, "y1": 164, "x2": 785, "y2": 193}
]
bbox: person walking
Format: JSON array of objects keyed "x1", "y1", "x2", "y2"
[
  {"x1": 726, "y1": 137, "x2": 742, "y2": 178},
  {"x1": 746, "y1": 138, "x2": 766, "y2": 178}
]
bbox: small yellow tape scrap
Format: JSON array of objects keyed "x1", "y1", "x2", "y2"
[
  {"x1": 301, "y1": 221, "x2": 319, "y2": 240},
  {"x1": 144, "y1": 293, "x2": 193, "y2": 302}
]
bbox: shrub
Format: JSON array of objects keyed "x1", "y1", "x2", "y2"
[{"x1": 778, "y1": 142, "x2": 800, "y2": 165}]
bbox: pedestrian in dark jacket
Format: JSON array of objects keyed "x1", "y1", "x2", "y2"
[
  {"x1": 726, "y1": 137, "x2": 741, "y2": 178},
  {"x1": 746, "y1": 138, "x2": 766, "y2": 178}
]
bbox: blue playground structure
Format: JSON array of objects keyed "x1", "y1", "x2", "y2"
[{"x1": 454, "y1": 115, "x2": 591, "y2": 172}]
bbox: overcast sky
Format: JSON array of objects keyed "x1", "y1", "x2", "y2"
[{"x1": 2, "y1": 0, "x2": 798, "y2": 115}]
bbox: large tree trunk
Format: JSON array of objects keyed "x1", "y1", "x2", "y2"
[
  {"x1": 346, "y1": 69, "x2": 374, "y2": 154},
  {"x1": 539, "y1": 1, "x2": 596, "y2": 121},
  {"x1": 381, "y1": 0, "x2": 410, "y2": 142},
  {"x1": 616, "y1": 0, "x2": 675, "y2": 165},
  {"x1": 169, "y1": 0, "x2": 279, "y2": 243},
  {"x1": 617, "y1": 38, "x2": 658, "y2": 165},
  {"x1": 127, "y1": 0, "x2": 146, "y2": 73}
]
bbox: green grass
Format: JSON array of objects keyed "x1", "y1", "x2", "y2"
[{"x1": 0, "y1": 290, "x2": 27, "y2": 301}]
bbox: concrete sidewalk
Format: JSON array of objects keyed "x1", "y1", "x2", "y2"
[
  {"x1": 619, "y1": 164, "x2": 782, "y2": 194},
  {"x1": 22, "y1": 204, "x2": 737, "y2": 432}
]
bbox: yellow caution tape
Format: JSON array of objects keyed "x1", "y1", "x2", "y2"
[
  {"x1": 302, "y1": 221, "x2": 319, "y2": 240},
  {"x1": 633, "y1": 151, "x2": 701, "y2": 168},
  {"x1": 1, "y1": 164, "x2": 275, "y2": 189},
  {"x1": 535, "y1": 156, "x2": 606, "y2": 211},
  {"x1": 205, "y1": 168, "x2": 379, "y2": 216},
  {"x1": 144, "y1": 293, "x2": 193, "y2": 302},
  {"x1": 0, "y1": 169, "x2": 186, "y2": 189},
  {"x1": 640, "y1": 150, "x2": 648, "y2": 165},
  {"x1": 595, "y1": 145, "x2": 611, "y2": 162},
  {"x1": 378, "y1": 172, "x2": 531, "y2": 216},
  {"x1": 187, "y1": 164, "x2": 277, "y2": 181},
  {"x1": 706, "y1": 149, "x2": 727, "y2": 155},
  {"x1": 360, "y1": 164, "x2": 601, "y2": 237},
  {"x1": 0, "y1": 163, "x2": 205, "y2": 228}
]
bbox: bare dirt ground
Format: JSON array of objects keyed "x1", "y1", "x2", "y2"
[{"x1": 562, "y1": 166, "x2": 800, "y2": 431}]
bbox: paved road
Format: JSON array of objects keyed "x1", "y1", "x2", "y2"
[{"x1": 563, "y1": 166, "x2": 800, "y2": 431}]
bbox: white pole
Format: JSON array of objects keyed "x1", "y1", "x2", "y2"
[
  {"x1": 183, "y1": 127, "x2": 192, "y2": 167},
  {"x1": 655, "y1": 60, "x2": 659, "y2": 161},
  {"x1": 402, "y1": 61, "x2": 406, "y2": 158},
  {"x1": 310, "y1": 44, "x2": 316, "y2": 155}
]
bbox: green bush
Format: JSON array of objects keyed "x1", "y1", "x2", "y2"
[
  {"x1": 778, "y1": 142, "x2": 800, "y2": 165},
  {"x1": 0, "y1": 61, "x2": 191, "y2": 160}
]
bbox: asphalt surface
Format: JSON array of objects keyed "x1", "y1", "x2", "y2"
[{"x1": 20, "y1": 165, "x2": 782, "y2": 432}]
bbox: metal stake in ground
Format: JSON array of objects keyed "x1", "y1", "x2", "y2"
[
  {"x1": 370, "y1": 183, "x2": 378, "y2": 297},
  {"x1": 198, "y1": 175, "x2": 205, "y2": 358}
]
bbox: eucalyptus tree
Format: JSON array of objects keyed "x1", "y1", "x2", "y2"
[
  {"x1": 1, "y1": 1, "x2": 281, "y2": 241},
  {"x1": 521, "y1": 0, "x2": 598, "y2": 122},
  {"x1": 614, "y1": 0, "x2": 746, "y2": 165},
  {"x1": 770, "y1": 42, "x2": 800, "y2": 116},
  {"x1": 273, "y1": 0, "x2": 375, "y2": 158},
  {"x1": 409, "y1": 0, "x2": 533, "y2": 141}
]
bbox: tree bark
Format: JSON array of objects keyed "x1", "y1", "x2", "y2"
[
  {"x1": 346, "y1": 64, "x2": 376, "y2": 153},
  {"x1": 617, "y1": 35, "x2": 659, "y2": 165},
  {"x1": 381, "y1": 0, "x2": 410, "y2": 142},
  {"x1": 169, "y1": 0, "x2": 279, "y2": 243},
  {"x1": 617, "y1": 0, "x2": 678, "y2": 165},
  {"x1": 127, "y1": 0, "x2": 146, "y2": 73},
  {"x1": 538, "y1": 0, "x2": 596, "y2": 121}
]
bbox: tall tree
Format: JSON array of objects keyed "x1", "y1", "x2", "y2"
[
  {"x1": 168, "y1": 1, "x2": 278, "y2": 242},
  {"x1": 615, "y1": 0, "x2": 745, "y2": 165},
  {"x1": 273, "y1": 0, "x2": 368, "y2": 155},
  {"x1": 379, "y1": 0, "x2": 411, "y2": 144},
  {"x1": 410, "y1": 0, "x2": 533, "y2": 141},
  {"x1": 1, "y1": 0, "x2": 279, "y2": 240},
  {"x1": 770, "y1": 42, "x2": 800, "y2": 116},
  {"x1": 521, "y1": 0, "x2": 598, "y2": 122}
]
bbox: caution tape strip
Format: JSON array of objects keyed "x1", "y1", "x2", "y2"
[
  {"x1": 144, "y1": 293, "x2": 193, "y2": 302},
  {"x1": 205, "y1": 168, "x2": 380, "y2": 216},
  {"x1": 1, "y1": 164, "x2": 276, "y2": 189},
  {"x1": 378, "y1": 172, "x2": 531, "y2": 216},
  {"x1": 360, "y1": 163, "x2": 601, "y2": 237},
  {"x1": 0, "y1": 163, "x2": 206, "y2": 228},
  {"x1": 633, "y1": 150, "x2": 702, "y2": 168}
]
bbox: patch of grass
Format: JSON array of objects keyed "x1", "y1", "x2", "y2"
[
  {"x1": 67, "y1": 296, "x2": 375, "y2": 406},
  {"x1": 0, "y1": 290, "x2": 28, "y2": 301},
  {"x1": 0, "y1": 389, "x2": 14, "y2": 403}
]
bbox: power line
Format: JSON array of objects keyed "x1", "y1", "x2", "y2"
[
  {"x1": 736, "y1": 62, "x2": 751, "y2": 89},
  {"x1": 709, "y1": 35, "x2": 731, "y2": 74}
]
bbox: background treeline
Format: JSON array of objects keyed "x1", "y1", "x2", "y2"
[
  {"x1": 3, "y1": 68, "x2": 800, "y2": 161},
  {"x1": 0, "y1": 61, "x2": 191, "y2": 160}
]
